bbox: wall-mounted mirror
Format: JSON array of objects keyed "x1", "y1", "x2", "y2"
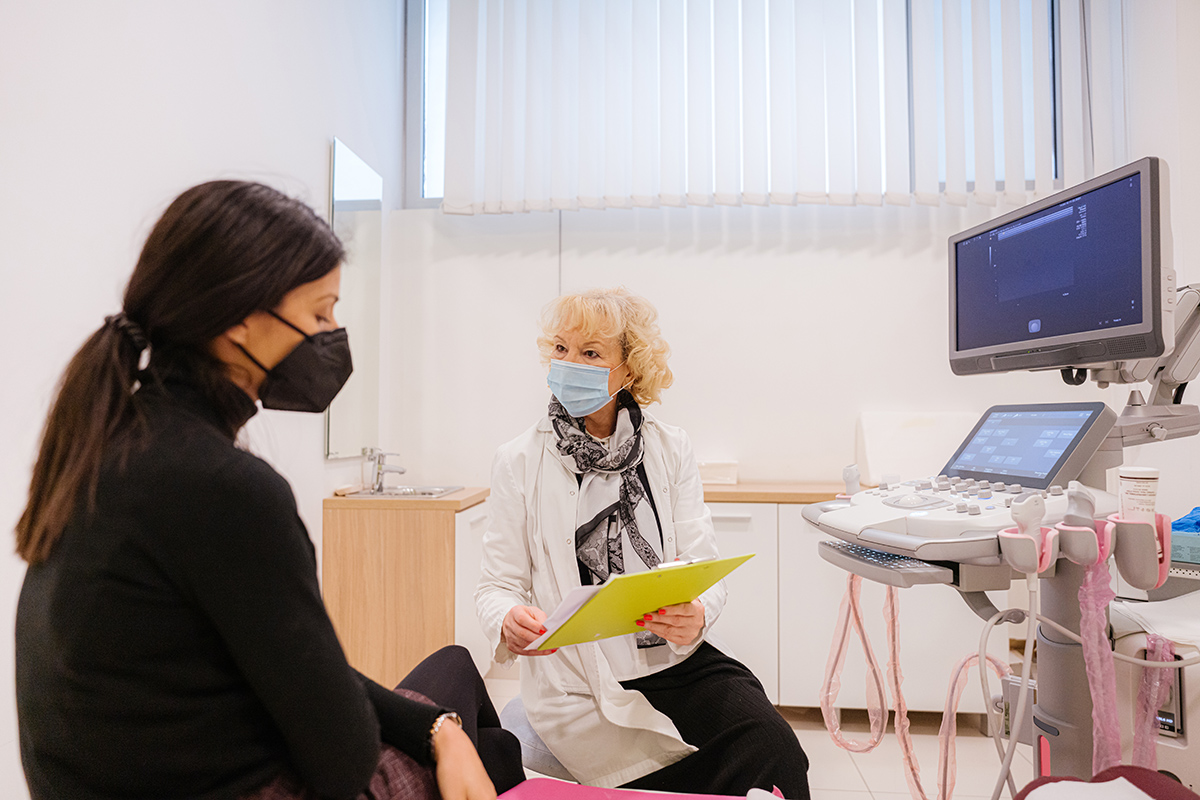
[{"x1": 326, "y1": 138, "x2": 383, "y2": 458}]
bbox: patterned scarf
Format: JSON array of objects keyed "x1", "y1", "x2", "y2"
[{"x1": 549, "y1": 391, "x2": 665, "y2": 648}]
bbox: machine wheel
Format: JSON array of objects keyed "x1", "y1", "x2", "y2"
[{"x1": 1158, "y1": 770, "x2": 1182, "y2": 784}]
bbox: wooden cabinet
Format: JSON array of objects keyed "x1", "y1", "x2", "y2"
[
  {"x1": 707, "y1": 502, "x2": 780, "y2": 703},
  {"x1": 703, "y1": 484, "x2": 841, "y2": 706},
  {"x1": 321, "y1": 489, "x2": 488, "y2": 689},
  {"x1": 453, "y1": 500, "x2": 495, "y2": 675}
]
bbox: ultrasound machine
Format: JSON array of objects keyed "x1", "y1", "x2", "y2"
[{"x1": 803, "y1": 156, "x2": 1200, "y2": 786}]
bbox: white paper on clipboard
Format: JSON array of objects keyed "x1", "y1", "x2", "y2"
[{"x1": 529, "y1": 584, "x2": 602, "y2": 650}]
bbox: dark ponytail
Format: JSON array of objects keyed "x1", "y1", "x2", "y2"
[{"x1": 16, "y1": 181, "x2": 344, "y2": 564}]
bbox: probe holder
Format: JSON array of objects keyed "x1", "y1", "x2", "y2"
[
  {"x1": 1106, "y1": 513, "x2": 1172, "y2": 590},
  {"x1": 998, "y1": 526, "x2": 1059, "y2": 574},
  {"x1": 1055, "y1": 521, "x2": 1112, "y2": 567}
]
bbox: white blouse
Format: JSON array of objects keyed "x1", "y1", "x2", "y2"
[{"x1": 475, "y1": 411, "x2": 726, "y2": 787}]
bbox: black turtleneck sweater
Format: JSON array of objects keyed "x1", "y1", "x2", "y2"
[{"x1": 16, "y1": 380, "x2": 447, "y2": 800}]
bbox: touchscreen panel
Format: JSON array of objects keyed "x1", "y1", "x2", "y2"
[{"x1": 943, "y1": 406, "x2": 1102, "y2": 487}]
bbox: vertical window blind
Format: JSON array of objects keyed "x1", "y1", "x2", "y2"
[{"x1": 440, "y1": 0, "x2": 1127, "y2": 215}]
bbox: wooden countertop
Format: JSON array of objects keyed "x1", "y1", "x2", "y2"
[
  {"x1": 702, "y1": 481, "x2": 843, "y2": 504},
  {"x1": 324, "y1": 487, "x2": 489, "y2": 512},
  {"x1": 325, "y1": 482, "x2": 839, "y2": 510}
]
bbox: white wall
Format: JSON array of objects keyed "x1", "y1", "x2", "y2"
[
  {"x1": 388, "y1": 203, "x2": 1127, "y2": 481},
  {"x1": 2, "y1": 0, "x2": 1198, "y2": 796},
  {"x1": 386, "y1": 1, "x2": 1200, "y2": 521},
  {"x1": 0, "y1": 2, "x2": 402, "y2": 795}
]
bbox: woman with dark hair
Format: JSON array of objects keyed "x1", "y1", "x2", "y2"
[{"x1": 15, "y1": 180, "x2": 522, "y2": 800}]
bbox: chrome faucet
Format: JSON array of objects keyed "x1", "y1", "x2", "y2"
[{"x1": 362, "y1": 447, "x2": 407, "y2": 493}]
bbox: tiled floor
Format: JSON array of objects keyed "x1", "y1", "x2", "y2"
[
  {"x1": 783, "y1": 707, "x2": 1033, "y2": 799},
  {"x1": 486, "y1": 677, "x2": 1035, "y2": 799}
]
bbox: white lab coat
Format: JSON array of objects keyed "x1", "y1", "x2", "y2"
[{"x1": 475, "y1": 410, "x2": 727, "y2": 787}]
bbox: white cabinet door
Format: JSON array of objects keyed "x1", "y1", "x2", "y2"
[
  {"x1": 454, "y1": 501, "x2": 494, "y2": 675},
  {"x1": 707, "y1": 502, "x2": 779, "y2": 704},
  {"x1": 778, "y1": 504, "x2": 1006, "y2": 712}
]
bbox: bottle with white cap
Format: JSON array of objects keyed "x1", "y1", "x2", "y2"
[{"x1": 1117, "y1": 465, "x2": 1159, "y2": 525}]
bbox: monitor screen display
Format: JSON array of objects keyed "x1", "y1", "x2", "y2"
[
  {"x1": 948, "y1": 157, "x2": 1168, "y2": 375},
  {"x1": 954, "y1": 174, "x2": 1142, "y2": 352},
  {"x1": 940, "y1": 402, "x2": 1114, "y2": 489}
]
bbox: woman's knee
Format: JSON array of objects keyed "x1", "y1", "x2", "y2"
[
  {"x1": 399, "y1": 645, "x2": 482, "y2": 694},
  {"x1": 415, "y1": 644, "x2": 481, "y2": 683},
  {"x1": 749, "y1": 713, "x2": 809, "y2": 772},
  {"x1": 431, "y1": 644, "x2": 476, "y2": 672},
  {"x1": 754, "y1": 721, "x2": 810, "y2": 798}
]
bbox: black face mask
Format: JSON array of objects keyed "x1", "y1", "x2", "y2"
[{"x1": 237, "y1": 311, "x2": 353, "y2": 413}]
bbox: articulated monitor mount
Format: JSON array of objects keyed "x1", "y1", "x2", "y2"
[{"x1": 1065, "y1": 284, "x2": 1200, "y2": 450}]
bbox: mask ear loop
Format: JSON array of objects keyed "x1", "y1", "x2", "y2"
[
  {"x1": 235, "y1": 311, "x2": 313, "y2": 377},
  {"x1": 612, "y1": 360, "x2": 635, "y2": 399},
  {"x1": 268, "y1": 310, "x2": 314, "y2": 340},
  {"x1": 234, "y1": 342, "x2": 272, "y2": 376}
]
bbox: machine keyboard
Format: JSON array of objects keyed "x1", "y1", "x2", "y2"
[{"x1": 818, "y1": 540, "x2": 955, "y2": 588}]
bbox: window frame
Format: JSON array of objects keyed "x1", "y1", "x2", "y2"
[
  {"x1": 406, "y1": 0, "x2": 1065, "y2": 207},
  {"x1": 404, "y1": 0, "x2": 441, "y2": 209}
]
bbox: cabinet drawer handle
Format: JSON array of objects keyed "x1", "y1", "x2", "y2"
[
  {"x1": 712, "y1": 513, "x2": 753, "y2": 522},
  {"x1": 467, "y1": 513, "x2": 488, "y2": 527}
]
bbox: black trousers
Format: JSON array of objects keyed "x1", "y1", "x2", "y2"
[
  {"x1": 619, "y1": 642, "x2": 811, "y2": 800},
  {"x1": 398, "y1": 645, "x2": 525, "y2": 794}
]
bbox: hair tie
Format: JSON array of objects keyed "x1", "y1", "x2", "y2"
[{"x1": 104, "y1": 312, "x2": 150, "y2": 351}]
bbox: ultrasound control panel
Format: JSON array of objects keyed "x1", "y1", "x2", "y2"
[
  {"x1": 803, "y1": 402, "x2": 1120, "y2": 567},
  {"x1": 804, "y1": 477, "x2": 1116, "y2": 567}
]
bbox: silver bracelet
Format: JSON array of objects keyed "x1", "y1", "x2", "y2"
[{"x1": 429, "y1": 711, "x2": 463, "y2": 750}]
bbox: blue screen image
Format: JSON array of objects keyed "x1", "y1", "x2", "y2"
[
  {"x1": 948, "y1": 409, "x2": 1097, "y2": 482},
  {"x1": 955, "y1": 174, "x2": 1142, "y2": 352}
]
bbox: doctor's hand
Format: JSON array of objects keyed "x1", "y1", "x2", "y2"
[
  {"x1": 502, "y1": 605, "x2": 558, "y2": 656},
  {"x1": 637, "y1": 600, "x2": 706, "y2": 646}
]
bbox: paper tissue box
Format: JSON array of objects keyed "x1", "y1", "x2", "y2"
[{"x1": 697, "y1": 461, "x2": 738, "y2": 485}]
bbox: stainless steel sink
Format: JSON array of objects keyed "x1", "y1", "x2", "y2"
[{"x1": 355, "y1": 485, "x2": 464, "y2": 498}]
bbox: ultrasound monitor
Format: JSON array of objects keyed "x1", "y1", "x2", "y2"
[
  {"x1": 940, "y1": 402, "x2": 1117, "y2": 490},
  {"x1": 949, "y1": 157, "x2": 1172, "y2": 376}
]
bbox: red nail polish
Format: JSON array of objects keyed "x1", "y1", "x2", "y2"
[
  {"x1": 659, "y1": 609, "x2": 666, "y2": 615},
  {"x1": 636, "y1": 620, "x2": 645, "y2": 626},
  {"x1": 644, "y1": 614, "x2": 653, "y2": 620},
  {"x1": 539, "y1": 628, "x2": 547, "y2": 634}
]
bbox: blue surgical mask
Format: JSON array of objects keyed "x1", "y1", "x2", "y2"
[{"x1": 547, "y1": 359, "x2": 627, "y2": 418}]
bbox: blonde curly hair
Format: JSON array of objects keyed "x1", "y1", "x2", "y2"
[{"x1": 537, "y1": 288, "x2": 674, "y2": 407}]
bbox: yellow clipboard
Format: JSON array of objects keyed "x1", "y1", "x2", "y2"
[{"x1": 532, "y1": 553, "x2": 754, "y2": 650}]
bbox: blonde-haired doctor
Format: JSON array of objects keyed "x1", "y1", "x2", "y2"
[{"x1": 476, "y1": 287, "x2": 810, "y2": 797}]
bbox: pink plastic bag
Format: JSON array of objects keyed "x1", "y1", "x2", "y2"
[
  {"x1": 1133, "y1": 634, "x2": 1176, "y2": 770},
  {"x1": 822, "y1": 574, "x2": 1007, "y2": 800},
  {"x1": 1079, "y1": 560, "x2": 1121, "y2": 775},
  {"x1": 883, "y1": 586, "x2": 928, "y2": 800},
  {"x1": 820, "y1": 574, "x2": 888, "y2": 753},
  {"x1": 936, "y1": 653, "x2": 1011, "y2": 800}
]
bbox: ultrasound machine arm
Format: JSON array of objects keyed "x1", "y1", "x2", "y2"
[
  {"x1": 1082, "y1": 283, "x2": 1200, "y2": 448},
  {"x1": 1139, "y1": 283, "x2": 1200, "y2": 408},
  {"x1": 1088, "y1": 283, "x2": 1200, "y2": 400}
]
